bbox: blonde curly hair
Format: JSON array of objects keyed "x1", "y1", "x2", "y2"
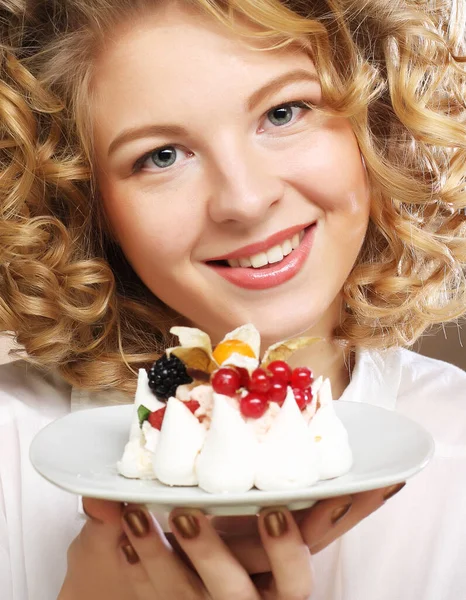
[{"x1": 0, "y1": 0, "x2": 465, "y2": 393}]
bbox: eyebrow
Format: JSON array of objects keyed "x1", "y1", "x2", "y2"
[
  {"x1": 246, "y1": 69, "x2": 320, "y2": 112},
  {"x1": 107, "y1": 68, "x2": 320, "y2": 158}
]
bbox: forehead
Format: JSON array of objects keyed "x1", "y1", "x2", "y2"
[{"x1": 91, "y1": 5, "x2": 317, "y2": 139}]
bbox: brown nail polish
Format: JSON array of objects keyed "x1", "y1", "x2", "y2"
[
  {"x1": 172, "y1": 514, "x2": 200, "y2": 539},
  {"x1": 121, "y1": 543, "x2": 139, "y2": 565},
  {"x1": 264, "y1": 510, "x2": 288, "y2": 538},
  {"x1": 124, "y1": 509, "x2": 150, "y2": 538},
  {"x1": 383, "y1": 482, "x2": 406, "y2": 501},
  {"x1": 331, "y1": 502, "x2": 352, "y2": 525}
]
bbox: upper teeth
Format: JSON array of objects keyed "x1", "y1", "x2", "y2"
[{"x1": 227, "y1": 231, "x2": 304, "y2": 268}]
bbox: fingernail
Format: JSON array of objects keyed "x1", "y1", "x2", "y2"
[
  {"x1": 383, "y1": 482, "x2": 406, "y2": 501},
  {"x1": 124, "y1": 509, "x2": 150, "y2": 538},
  {"x1": 172, "y1": 514, "x2": 200, "y2": 539},
  {"x1": 264, "y1": 510, "x2": 288, "y2": 538},
  {"x1": 121, "y1": 542, "x2": 139, "y2": 565},
  {"x1": 331, "y1": 502, "x2": 352, "y2": 525}
]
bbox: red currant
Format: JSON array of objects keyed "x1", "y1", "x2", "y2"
[
  {"x1": 240, "y1": 392, "x2": 268, "y2": 419},
  {"x1": 184, "y1": 400, "x2": 201, "y2": 414},
  {"x1": 235, "y1": 367, "x2": 250, "y2": 389},
  {"x1": 292, "y1": 388, "x2": 307, "y2": 411},
  {"x1": 148, "y1": 406, "x2": 166, "y2": 430},
  {"x1": 249, "y1": 368, "x2": 271, "y2": 394},
  {"x1": 291, "y1": 367, "x2": 313, "y2": 390},
  {"x1": 304, "y1": 388, "x2": 313, "y2": 405},
  {"x1": 268, "y1": 381, "x2": 287, "y2": 405},
  {"x1": 266, "y1": 360, "x2": 292, "y2": 385},
  {"x1": 211, "y1": 368, "x2": 241, "y2": 396}
]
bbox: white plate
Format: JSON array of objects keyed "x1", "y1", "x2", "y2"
[{"x1": 30, "y1": 402, "x2": 434, "y2": 518}]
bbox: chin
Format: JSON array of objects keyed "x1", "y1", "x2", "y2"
[
  {"x1": 182, "y1": 289, "x2": 341, "y2": 348},
  {"x1": 226, "y1": 302, "x2": 334, "y2": 349},
  {"x1": 252, "y1": 319, "x2": 319, "y2": 349}
]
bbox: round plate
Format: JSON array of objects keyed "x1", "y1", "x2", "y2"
[{"x1": 30, "y1": 402, "x2": 434, "y2": 518}]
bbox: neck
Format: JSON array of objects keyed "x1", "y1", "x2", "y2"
[
  {"x1": 262, "y1": 297, "x2": 352, "y2": 399},
  {"x1": 287, "y1": 340, "x2": 351, "y2": 399}
]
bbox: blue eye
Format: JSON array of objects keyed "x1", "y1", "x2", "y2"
[
  {"x1": 265, "y1": 101, "x2": 311, "y2": 128},
  {"x1": 148, "y1": 146, "x2": 177, "y2": 168},
  {"x1": 268, "y1": 106, "x2": 294, "y2": 126},
  {"x1": 133, "y1": 145, "x2": 193, "y2": 173}
]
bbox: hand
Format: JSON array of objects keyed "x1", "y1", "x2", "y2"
[
  {"x1": 59, "y1": 499, "x2": 314, "y2": 600},
  {"x1": 120, "y1": 505, "x2": 313, "y2": 599},
  {"x1": 214, "y1": 483, "x2": 406, "y2": 573},
  {"x1": 60, "y1": 483, "x2": 405, "y2": 598},
  {"x1": 59, "y1": 499, "x2": 136, "y2": 600}
]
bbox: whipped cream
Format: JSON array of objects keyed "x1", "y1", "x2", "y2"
[
  {"x1": 308, "y1": 379, "x2": 353, "y2": 479},
  {"x1": 196, "y1": 393, "x2": 257, "y2": 493},
  {"x1": 116, "y1": 437, "x2": 155, "y2": 479},
  {"x1": 255, "y1": 388, "x2": 320, "y2": 490},
  {"x1": 117, "y1": 369, "x2": 163, "y2": 478},
  {"x1": 152, "y1": 397, "x2": 206, "y2": 486}
]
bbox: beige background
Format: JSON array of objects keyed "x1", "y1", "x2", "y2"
[{"x1": 1, "y1": 325, "x2": 464, "y2": 369}]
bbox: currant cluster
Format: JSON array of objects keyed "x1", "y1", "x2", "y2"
[{"x1": 211, "y1": 360, "x2": 314, "y2": 419}]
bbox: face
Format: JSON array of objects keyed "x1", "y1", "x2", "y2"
[{"x1": 92, "y1": 4, "x2": 370, "y2": 346}]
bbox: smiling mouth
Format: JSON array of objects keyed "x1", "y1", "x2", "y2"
[
  {"x1": 205, "y1": 224, "x2": 316, "y2": 290},
  {"x1": 207, "y1": 226, "x2": 310, "y2": 270}
]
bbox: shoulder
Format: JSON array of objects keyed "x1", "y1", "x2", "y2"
[
  {"x1": 0, "y1": 360, "x2": 71, "y2": 421},
  {"x1": 396, "y1": 349, "x2": 466, "y2": 455},
  {"x1": 397, "y1": 348, "x2": 466, "y2": 397}
]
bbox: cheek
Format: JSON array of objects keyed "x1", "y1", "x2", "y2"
[
  {"x1": 288, "y1": 122, "x2": 370, "y2": 218},
  {"x1": 100, "y1": 185, "x2": 199, "y2": 272}
]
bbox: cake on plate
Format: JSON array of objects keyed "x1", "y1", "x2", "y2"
[{"x1": 117, "y1": 324, "x2": 352, "y2": 493}]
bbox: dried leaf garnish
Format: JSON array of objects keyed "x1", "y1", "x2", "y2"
[
  {"x1": 170, "y1": 326, "x2": 213, "y2": 355},
  {"x1": 169, "y1": 347, "x2": 217, "y2": 374},
  {"x1": 186, "y1": 368, "x2": 211, "y2": 383},
  {"x1": 261, "y1": 336, "x2": 321, "y2": 367}
]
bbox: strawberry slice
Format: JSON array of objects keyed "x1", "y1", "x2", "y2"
[
  {"x1": 148, "y1": 406, "x2": 166, "y2": 430},
  {"x1": 184, "y1": 400, "x2": 201, "y2": 414}
]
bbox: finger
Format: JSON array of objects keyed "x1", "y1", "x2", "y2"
[
  {"x1": 227, "y1": 533, "x2": 270, "y2": 574},
  {"x1": 170, "y1": 508, "x2": 261, "y2": 600},
  {"x1": 82, "y1": 497, "x2": 124, "y2": 524},
  {"x1": 222, "y1": 508, "x2": 315, "y2": 575},
  {"x1": 118, "y1": 534, "x2": 156, "y2": 600},
  {"x1": 257, "y1": 507, "x2": 314, "y2": 599},
  {"x1": 306, "y1": 483, "x2": 406, "y2": 553},
  {"x1": 210, "y1": 514, "x2": 258, "y2": 537},
  {"x1": 79, "y1": 498, "x2": 124, "y2": 554},
  {"x1": 297, "y1": 494, "x2": 353, "y2": 552},
  {"x1": 83, "y1": 497, "x2": 124, "y2": 523},
  {"x1": 121, "y1": 505, "x2": 202, "y2": 599},
  {"x1": 68, "y1": 499, "x2": 132, "y2": 598}
]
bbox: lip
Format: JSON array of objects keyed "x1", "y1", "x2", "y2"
[
  {"x1": 207, "y1": 222, "x2": 314, "y2": 262},
  {"x1": 206, "y1": 224, "x2": 316, "y2": 290}
]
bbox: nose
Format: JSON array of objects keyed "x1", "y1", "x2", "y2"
[{"x1": 207, "y1": 139, "x2": 284, "y2": 226}]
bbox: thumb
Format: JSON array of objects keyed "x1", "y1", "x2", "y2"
[
  {"x1": 82, "y1": 497, "x2": 124, "y2": 525},
  {"x1": 79, "y1": 498, "x2": 125, "y2": 555}
]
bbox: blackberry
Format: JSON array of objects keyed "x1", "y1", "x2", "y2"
[{"x1": 148, "y1": 354, "x2": 193, "y2": 400}]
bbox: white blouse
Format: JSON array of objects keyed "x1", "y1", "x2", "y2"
[{"x1": 0, "y1": 348, "x2": 465, "y2": 600}]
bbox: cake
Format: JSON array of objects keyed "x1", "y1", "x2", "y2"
[{"x1": 117, "y1": 324, "x2": 353, "y2": 493}]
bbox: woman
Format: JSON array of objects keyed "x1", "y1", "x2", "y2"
[{"x1": 1, "y1": 0, "x2": 465, "y2": 598}]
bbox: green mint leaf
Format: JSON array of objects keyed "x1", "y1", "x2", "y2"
[{"x1": 137, "y1": 404, "x2": 151, "y2": 427}]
